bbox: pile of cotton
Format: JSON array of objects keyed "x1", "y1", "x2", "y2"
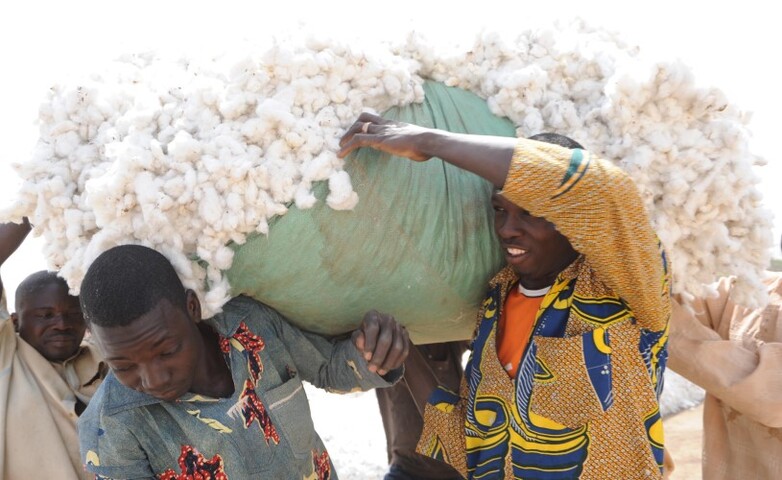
[{"x1": 1, "y1": 21, "x2": 773, "y2": 317}]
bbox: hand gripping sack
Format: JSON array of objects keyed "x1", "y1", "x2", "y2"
[{"x1": 227, "y1": 81, "x2": 512, "y2": 342}]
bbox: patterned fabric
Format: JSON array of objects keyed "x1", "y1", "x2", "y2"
[
  {"x1": 79, "y1": 296, "x2": 399, "y2": 479},
  {"x1": 417, "y1": 139, "x2": 671, "y2": 479},
  {"x1": 157, "y1": 445, "x2": 228, "y2": 480}
]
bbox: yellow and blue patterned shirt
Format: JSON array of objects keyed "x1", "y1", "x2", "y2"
[{"x1": 418, "y1": 139, "x2": 671, "y2": 479}]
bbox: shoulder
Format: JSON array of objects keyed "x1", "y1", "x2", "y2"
[
  {"x1": 207, "y1": 295, "x2": 288, "y2": 337},
  {"x1": 79, "y1": 374, "x2": 157, "y2": 477}
]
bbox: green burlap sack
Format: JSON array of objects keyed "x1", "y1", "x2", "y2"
[{"x1": 226, "y1": 81, "x2": 513, "y2": 342}]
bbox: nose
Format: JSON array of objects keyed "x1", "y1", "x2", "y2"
[
  {"x1": 140, "y1": 363, "x2": 172, "y2": 394},
  {"x1": 49, "y1": 313, "x2": 73, "y2": 331},
  {"x1": 497, "y1": 214, "x2": 525, "y2": 240}
]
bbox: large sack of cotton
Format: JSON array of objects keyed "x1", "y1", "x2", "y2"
[
  {"x1": 1, "y1": 22, "x2": 773, "y2": 341},
  {"x1": 227, "y1": 81, "x2": 509, "y2": 341}
]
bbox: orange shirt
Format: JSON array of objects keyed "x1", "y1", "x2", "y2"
[{"x1": 496, "y1": 284, "x2": 548, "y2": 377}]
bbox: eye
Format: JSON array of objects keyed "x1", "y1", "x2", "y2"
[
  {"x1": 160, "y1": 343, "x2": 182, "y2": 357},
  {"x1": 112, "y1": 364, "x2": 135, "y2": 373}
]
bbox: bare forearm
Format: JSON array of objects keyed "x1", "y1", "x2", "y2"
[
  {"x1": 0, "y1": 218, "x2": 31, "y2": 265},
  {"x1": 339, "y1": 112, "x2": 516, "y2": 188},
  {"x1": 416, "y1": 130, "x2": 516, "y2": 188}
]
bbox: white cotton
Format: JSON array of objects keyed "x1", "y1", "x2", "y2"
[
  {"x1": 212, "y1": 245, "x2": 235, "y2": 271},
  {"x1": 326, "y1": 171, "x2": 359, "y2": 210},
  {"x1": 0, "y1": 25, "x2": 772, "y2": 313},
  {"x1": 198, "y1": 187, "x2": 223, "y2": 226},
  {"x1": 294, "y1": 184, "x2": 317, "y2": 210}
]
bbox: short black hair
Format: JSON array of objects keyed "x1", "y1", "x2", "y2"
[
  {"x1": 15, "y1": 271, "x2": 70, "y2": 311},
  {"x1": 80, "y1": 245, "x2": 188, "y2": 327},
  {"x1": 528, "y1": 133, "x2": 584, "y2": 150}
]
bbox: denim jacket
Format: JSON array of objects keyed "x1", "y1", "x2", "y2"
[{"x1": 79, "y1": 296, "x2": 401, "y2": 479}]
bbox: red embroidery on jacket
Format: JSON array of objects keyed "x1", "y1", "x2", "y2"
[
  {"x1": 157, "y1": 445, "x2": 228, "y2": 480},
  {"x1": 231, "y1": 321, "x2": 266, "y2": 382},
  {"x1": 312, "y1": 450, "x2": 331, "y2": 480},
  {"x1": 238, "y1": 379, "x2": 280, "y2": 445}
]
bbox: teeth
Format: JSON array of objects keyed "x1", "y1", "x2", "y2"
[{"x1": 507, "y1": 247, "x2": 526, "y2": 256}]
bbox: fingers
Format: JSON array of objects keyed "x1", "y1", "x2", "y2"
[
  {"x1": 337, "y1": 112, "x2": 395, "y2": 158},
  {"x1": 337, "y1": 133, "x2": 363, "y2": 158},
  {"x1": 339, "y1": 112, "x2": 384, "y2": 145},
  {"x1": 359, "y1": 310, "x2": 381, "y2": 361},
  {"x1": 376, "y1": 321, "x2": 409, "y2": 375},
  {"x1": 351, "y1": 328, "x2": 366, "y2": 355},
  {"x1": 354, "y1": 310, "x2": 410, "y2": 375}
]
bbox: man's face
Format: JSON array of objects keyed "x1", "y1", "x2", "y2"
[
  {"x1": 93, "y1": 295, "x2": 203, "y2": 402},
  {"x1": 492, "y1": 193, "x2": 578, "y2": 289},
  {"x1": 13, "y1": 282, "x2": 87, "y2": 362}
]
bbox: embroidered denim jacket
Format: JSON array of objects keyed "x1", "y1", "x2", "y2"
[{"x1": 79, "y1": 296, "x2": 400, "y2": 479}]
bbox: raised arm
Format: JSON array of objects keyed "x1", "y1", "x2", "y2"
[
  {"x1": 340, "y1": 113, "x2": 668, "y2": 332},
  {"x1": 0, "y1": 218, "x2": 31, "y2": 265},
  {"x1": 0, "y1": 218, "x2": 32, "y2": 292},
  {"x1": 338, "y1": 112, "x2": 516, "y2": 188}
]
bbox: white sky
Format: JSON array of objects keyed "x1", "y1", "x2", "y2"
[{"x1": 1, "y1": 0, "x2": 780, "y2": 302}]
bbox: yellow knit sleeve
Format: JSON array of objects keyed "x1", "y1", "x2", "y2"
[{"x1": 500, "y1": 139, "x2": 670, "y2": 332}]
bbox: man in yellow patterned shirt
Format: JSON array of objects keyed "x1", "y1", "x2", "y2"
[{"x1": 339, "y1": 113, "x2": 671, "y2": 479}]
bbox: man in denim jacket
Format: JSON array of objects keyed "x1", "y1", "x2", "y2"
[{"x1": 78, "y1": 244, "x2": 410, "y2": 479}]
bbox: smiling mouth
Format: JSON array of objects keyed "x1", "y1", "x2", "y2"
[
  {"x1": 45, "y1": 335, "x2": 78, "y2": 343},
  {"x1": 506, "y1": 247, "x2": 527, "y2": 257}
]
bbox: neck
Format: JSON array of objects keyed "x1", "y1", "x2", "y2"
[
  {"x1": 191, "y1": 323, "x2": 234, "y2": 398},
  {"x1": 518, "y1": 276, "x2": 555, "y2": 290}
]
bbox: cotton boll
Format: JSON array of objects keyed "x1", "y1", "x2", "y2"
[
  {"x1": 202, "y1": 276, "x2": 231, "y2": 318},
  {"x1": 326, "y1": 171, "x2": 358, "y2": 210},
  {"x1": 256, "y1": 219, "x2": 269, "y2": 235},
  {"x1": 302, "y1": 152, "x2": 335, "y2": 182},
  {"x1": 163, "y1": 176, "x2": 187, "y2": 199},
  {"x1": 198, "y1": 187, "x2": 223, "y2": 225},
  {"x1": 285, "y1": 131, "x2": 305, "y2": 148},
  {"x1": 294, "y1": 184, "x2": 317, "y2": 210},
  {"x1": 520, "y1": 110, "x2": 544, "y2": 135},
  {"x1": 168, "y1": 130, "x2": 202, "y2": 163},
  {"x1": 315, "y1": 107, "x2": 340, "y2": 128},
  {"x1": 63, "y1": 209, "x2": 84, "y2": 241},
  {"x1": 219, "y1": 94, "x2": 252, "y2": 120},
  {"x1": 329, "y1": 82, "x2": 349, "y2": 104},
  {"x1": 51, "y1": 130, "x2": 81, "y2": 158},
  {"x1": 382, "y1": 74, "x2": 403, "y2": 97},
  {"x1": 212, "y1": 245, "x2": 235, "y2": 271}
]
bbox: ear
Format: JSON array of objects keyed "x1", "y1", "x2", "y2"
[
  {"x1": 10, "y1": 312, "x2": 19, "y2": 331},
  {"x1": 184, "y1": 289, "x2": 202, "y2": 323}
]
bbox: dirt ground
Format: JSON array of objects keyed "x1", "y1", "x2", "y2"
[{"x1": 663, "y1": 403, "x2": 704, "y2": 479}]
